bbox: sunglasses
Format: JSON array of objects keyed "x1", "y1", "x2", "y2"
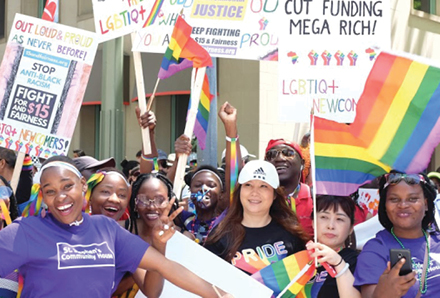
[
  {"x1": 135, "y1": 195, "x2": 168, "y2": 208},
  {"x1": 265, "y1": 148, "x2": 296, "y2": 161},
  {"x1": 384, "y1": 173, "x2": 426, "y2": 189}
]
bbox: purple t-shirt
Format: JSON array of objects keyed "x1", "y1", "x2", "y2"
[
  {"x1": 354, "y1": 229, "x2": 440, "y2": 297},
  {"x1": 0, "y1": 213, "x2": 149, "y2": 298}
]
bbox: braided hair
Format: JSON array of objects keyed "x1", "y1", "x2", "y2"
[
  {"x1": 0, "y1": 175, "x2": 18, "y2": 223},
  {"x1": 129, "y1": 172, "x2": 183, "y2": 235}
]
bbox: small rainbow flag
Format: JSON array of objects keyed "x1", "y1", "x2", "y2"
[
  {"x1": 251, "y1": 251, "x2": 316, "y2": 298},
  {"x1": 315, "y1": 52, "x2": 440, "y2": 195},
  {"x1": 158, "y1": 16, "x2": 212, "y2": 80},
  {"x1": 192, "y1": 73, "x2": 213, "y2": 150},
  {"x1": 143, "y1": 0, "x2": 164, "y2": 27}
]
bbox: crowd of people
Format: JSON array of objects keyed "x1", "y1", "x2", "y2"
[{"x1": 1, "y1": 101, "x2": 440, "y2": 298}]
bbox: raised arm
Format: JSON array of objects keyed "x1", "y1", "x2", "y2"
[
  {"x1": 136, "y1": 108, "x2": 158, "y2": 174},
  {"x1": 218, "y1": 102, "x2": 242, "y2": 208}
]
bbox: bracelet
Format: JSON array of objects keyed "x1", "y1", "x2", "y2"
[
  {"x1": 141, "y1": 154, "x2": 157, "y2": 162},
  {"x1": 335, "y1": 263, "x2": 350, "y2": 278},
  {"x1": 332, "y1": 256, "x2": 344, "y2": 267},
  {"x1": 226, "y1": 135, "x2": 239, "y2": 142}
]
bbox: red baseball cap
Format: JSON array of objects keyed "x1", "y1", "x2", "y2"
[{"x1": 265, "y1": 139, "x2": 303, "y2": 160}]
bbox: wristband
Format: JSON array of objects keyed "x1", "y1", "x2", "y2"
[
  {"x1": 141, "y1": 154, "x2": 156, "y2": 162},
  {"x1": 331, "y1": 256, "x2": 344, "y2": 267},
  {"x1": 335, "y1": 263, "x2": 349, "y2": 278},
  {"x1": 226, "y1": 135, "x2": 239, "y2": 142}
]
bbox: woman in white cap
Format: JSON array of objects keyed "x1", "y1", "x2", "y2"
[{"x1": 205, "y1": 160, "x2": 309, "y2": 274}]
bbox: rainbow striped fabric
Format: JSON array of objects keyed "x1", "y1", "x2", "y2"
[
  {"x1": 190, "y1": 73, "x2": 213, "y2": 150},
  {"x1": 251, "y1": 251, "x2": 316, "y2": 298},
  {"x1": 315, "y1": 52, "x2": 440, "y2": 195},
  {"x1": 158, "y1": 16, "x2": 212, "y2": 79},
  {"x1": 143, "y1": 0, "x2": 164, "y2": 27}
]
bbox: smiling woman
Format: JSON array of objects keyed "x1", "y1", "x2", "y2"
[
  {"x1": 205, "y1": 160, "x2": 309, "y2": 275},
  {"x1": 354, "y1": 171, "x2": 440, "y2": 298},
  {"x1": 0, "y1": 156, "x2": 233, "y2": 298},
  {"x1": 87, "y1": 168, "x2": 130, "y2": 221}
]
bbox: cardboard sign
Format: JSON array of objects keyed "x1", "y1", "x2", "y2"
[
  {"x1": 277, "y1": 0, "x2": 391, "y2": 123},
  {"x1": 0, "y1": 14, "x2": 98, "y2": 158},
  {"x1": 135, "y1": 232, "x2": 273, "y2": 298},
  {"x1": 131, "y1": 1, "x2": 278, "y2": 60}
]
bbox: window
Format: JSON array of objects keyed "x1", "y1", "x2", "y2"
[
  {"x1": 0, "y1": 0, "x2": 5, "y2": 40},
  {"x1": 414, "y1": 0, "x2": 439, "y2": 15}
]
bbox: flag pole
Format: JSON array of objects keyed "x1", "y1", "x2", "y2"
[
  {"x1": 173, "y1": 67, "x2": 206, "y2": 199},
  {"x1": 131, "y1": 32, "x2": 152, "y2": 155},
  {"x1": 276, "y1": 261, "x2": 313, "y2": 298},
  {"x1": 310, "y1": 113, "x2": 318, "y2": 267},
  {"x1": 146, "y1": 77, "x2": 161, "y2": 111},
  {"x1": 10, "y1": 152, "x2": 25, "y2": 192}
]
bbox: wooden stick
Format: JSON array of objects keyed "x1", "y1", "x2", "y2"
[
  {"x1": 310, "y1": 114, "x2": 318, "y2": 267},
  {"x1": 212, "y1": 284, "x2": 222, "y2": 298},
  {"x1": 276, "y1": 261, "x2": 313, "y2": 298},
  {"x1": 10, "y1": 152, "x2": 25, "y2": 192},
  {"x1": 173, "y1": 67, "x2": 206, "y2": 199},
  {"x1": 131, "y1": 32, "x2": 152, "y2": 155},
  {"x1": 146, "y1": 77, "x2": 161, "y2": 111}
]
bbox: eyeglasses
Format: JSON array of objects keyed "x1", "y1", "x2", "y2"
[
  {"x1": 135, "y1": 195, "x2": 168, "y2": 208},
  {"x1": 384, "y1": 173, "x2": 426, "y2": 189},
  {"x1": 265, "y1": 148, "x2": 296, "y2": 161}
]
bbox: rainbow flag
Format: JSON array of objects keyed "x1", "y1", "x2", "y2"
[
  {"x1": 315, "y1": 52, "x2": 440, "y2": 195},
  {"x1": 189, "y1": 73, "x2": 213, "y2": 150},
  {"x1": 143, "y1": 0, "x2": 164, "y2": 27},
  {"x1": 251, "y1": 251, "x2": 316, "y2": 298},
  {"x1": 158, "y1": 16, "x2": 212, "y2": 79}
]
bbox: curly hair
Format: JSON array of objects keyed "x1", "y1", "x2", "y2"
[
  {"x1": 205, "y1": 184, "x2": 310, "y2": 262},
  {"x1": 378, "y1": 170, "x2": 437, "y2": 232}
]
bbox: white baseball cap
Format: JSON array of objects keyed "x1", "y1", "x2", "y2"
[
  {"x1": 221, "y1": 145, "x2": 256, "y2": 161},
  {"x1": 238, "y1": 160, "x2": 279, "y2": 189}
]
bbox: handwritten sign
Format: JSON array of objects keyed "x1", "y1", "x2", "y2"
[
  {"x1": 131, "y1": 0, "x2": 278, "y2": 60},
  {"x1": 0, "y1": 14, "x2": 98, "y2": 158},
  {"x1": 278, "y1": 0, "x2": 391, "y2": 123},
  {"x1": 92, "y1": 0, "x2": 155, "y2": 42}
]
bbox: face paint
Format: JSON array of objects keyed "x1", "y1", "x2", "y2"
[{"x1": 190, "y1": 184, "x2": 213, "y2": 209}]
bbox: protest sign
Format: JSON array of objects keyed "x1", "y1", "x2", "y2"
[
  {"x1": 0, "y1": 14, "x2": 98, "y2": 158},
  {"x1": 92, "y1": 0, "x2": 155, "y2": 42},
  {"x1": 357, "y1": 187, "x2": 380, "y2": 216},
  {"x1": 278, "y1": 0, "x2": 391, "y2": 123},
  {"x1": 136, "y1": 232, "x2": 273, "y2": 298},
  {"x1": 131, "y1": 0, "x2": 278, "y2": 60}
]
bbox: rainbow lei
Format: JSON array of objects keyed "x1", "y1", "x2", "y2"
[
  {"x1": 0, "y1": 199, "x2": 11, "y2": 225},
  {"x1": 229, "y1": 139, "x2": 239, "y2": 204},
  {"x1": 21, "y1": 184, "x2": 43, "y2": 217},
  {"x1": 85, "y1": 172, "x2": 106, "y2": 213},
  {"x1": 153, "y1": 157, "x2": 159, "y2": 172}
]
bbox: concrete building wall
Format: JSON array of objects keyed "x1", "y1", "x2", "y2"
[
  {"x1": 217, "y1": 58, "x2": 259, "y2": 163},
  {"x1": 2, "y1": 0, "x2": 440, "y2": 170}
]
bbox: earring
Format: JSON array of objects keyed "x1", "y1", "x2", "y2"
[{"x1": 348, "y1": 233, "x2": 353, "y2": 248}]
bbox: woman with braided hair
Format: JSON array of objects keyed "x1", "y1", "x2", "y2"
[
  {"x1": 87, "y1": 169, "x2": 183, "y2": 297},
  {"x1": 129, "y1": 172, "x2": 184, "y2": 243},
  {"x1": 0, "y1": 156, "x2": 231, "y2": 297}
]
